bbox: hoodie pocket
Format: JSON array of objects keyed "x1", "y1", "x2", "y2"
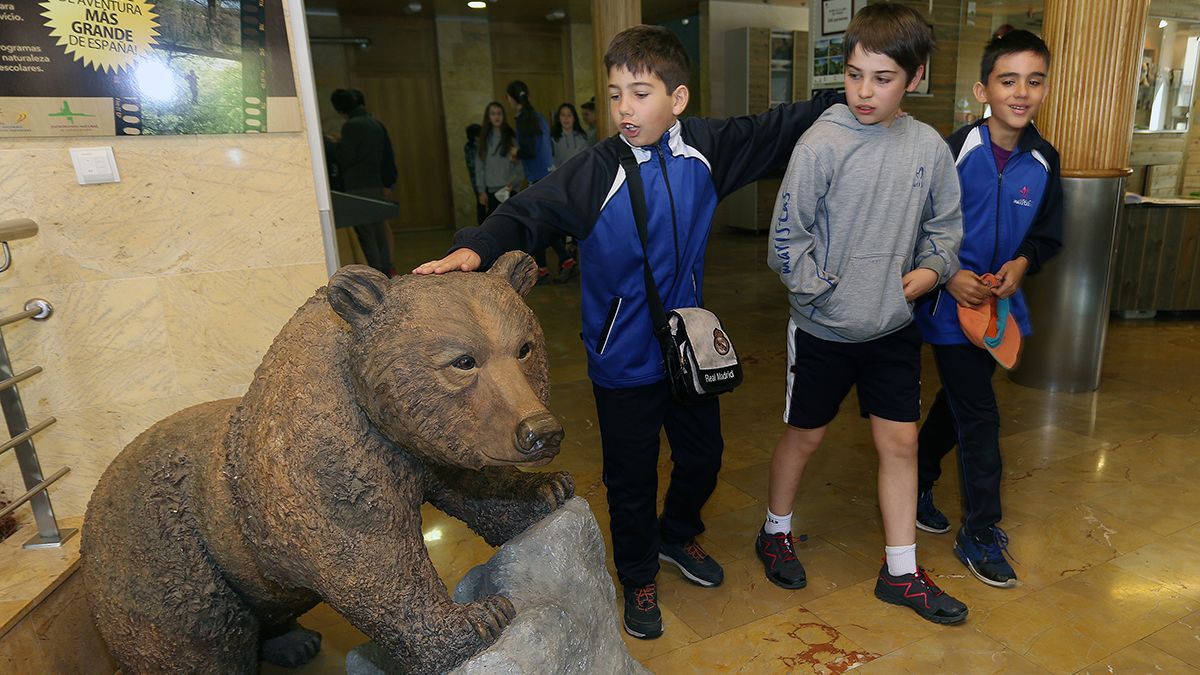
[{"x1": 818, "y1": 253, "x2": 911, "y2": 341}]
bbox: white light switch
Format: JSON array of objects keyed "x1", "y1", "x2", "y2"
[{"x1": 69, "y1": 147, "x2": 121, "y2": 185}]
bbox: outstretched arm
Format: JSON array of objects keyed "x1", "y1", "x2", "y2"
[
  {"x1": 692, "y1": 89, "x2": 843, "y2": 199},
  {"x1": 414, "y1": 144, "x2": 616, "y2": 274}
]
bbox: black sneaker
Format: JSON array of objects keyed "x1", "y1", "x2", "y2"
[
  {"x1": 916, "y1": 489, "x2": 951, "y2": 534},
  {"x1": 659, "y1": 539, "x2": 724, "y2": 587},
  {"x1": 622, "y1": 583, "x2": 663, "y2": 639},
  {"x1": 874, "y1": 564, "x2": 969, "y2": 625},
  {"x1": 954, "y1": 526, "x2": 1018, "y2": 588},
  {"x1": 755, "y1": 529, "x2": 807, "y2": 589}
]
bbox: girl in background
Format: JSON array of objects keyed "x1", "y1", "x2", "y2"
[
  {"x1": 551, "y1": 102, "x2": 591, "y2": 169},
  {"x1": 507, "y1": 81, "x2": 572, "y2": 283},
  {"x1": 474, "y1": 101, "x2": 523, "y2": 218}
]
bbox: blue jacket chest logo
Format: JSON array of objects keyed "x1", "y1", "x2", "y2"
[{"x1": 1012, "y1": 184, "x2": 1034, "y2": 208}]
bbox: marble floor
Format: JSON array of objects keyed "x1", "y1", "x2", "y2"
[{"x1": 268, "y1": 227, "x2": 1200, "y2": 674}]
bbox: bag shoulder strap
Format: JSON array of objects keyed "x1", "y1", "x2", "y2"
[{"x1": 617, "y1": 143, "x2": 670, "y2": 335}]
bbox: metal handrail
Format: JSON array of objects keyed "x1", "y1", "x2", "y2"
[
  {"x1": 0, "y1": 218, "x2": 37, "y2": 274},
  {"x1": 0, "y1": 417, "x2": 56, "y2": 457},
  {"x1": 0, "y1": 299, "x2": 53, "y2": 327},
  {"x1": 0, "y1": 466, "x2": 69, "y2": 521},
  {"x1": 0, "y1": 367, "x2": 42, "y2": 393},
  {"x1": 0, "y1": 292, "x2": 74, "y2": 548}
]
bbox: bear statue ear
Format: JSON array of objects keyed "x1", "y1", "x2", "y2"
[
  {"x1": 487, "y1": 251, "x2": 539, "y2": 297},
  {"x1": 328, "y1": 265, "x2": 390, "y2": 327}
]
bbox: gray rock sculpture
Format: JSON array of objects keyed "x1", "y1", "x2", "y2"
[{"x1": 347, "y1": 497, "x2": 649, "y2": 675}]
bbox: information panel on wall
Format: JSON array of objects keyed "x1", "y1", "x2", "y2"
[{"x1": 0, "y1": 0, "x2": 300, "y2": 138}]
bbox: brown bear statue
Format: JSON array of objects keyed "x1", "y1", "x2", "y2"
[{"x1": 82, "y1": 252, "x2": 575, "y2": 674}]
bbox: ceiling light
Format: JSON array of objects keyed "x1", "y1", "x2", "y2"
[
  {"x1": 545, "y1": 9, "x2": 565, "y2": 20},
  {"x1": 1159, "y1": 19, "x2": 1169, "y2": 28},
  {"x1": 467, "y1": 1, "x2": 486, "y2": 7}
]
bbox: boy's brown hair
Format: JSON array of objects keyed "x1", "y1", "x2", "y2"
[
  {"x1": 604, "y1": 25, "x2": 690, "y2": 93},
  {"x1": 845, "y1": 3, "x2": 936, "y2": 82}
]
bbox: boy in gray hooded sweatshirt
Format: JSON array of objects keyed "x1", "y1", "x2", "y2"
[{"x1": 755, "y1": 4, "x2": 967, "y2": 625}]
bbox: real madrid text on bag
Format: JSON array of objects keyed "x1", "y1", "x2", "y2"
[{"x1": 619, "y1": 144, "x2": 743, "y2": 403}]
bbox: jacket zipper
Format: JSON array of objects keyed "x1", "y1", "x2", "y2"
[
  {"x1": 654, "y1": 145, "x2": 681, "y2": 274},
  {"x1": 991, "y1": 171, "x2": 1003, "y2": 271}
]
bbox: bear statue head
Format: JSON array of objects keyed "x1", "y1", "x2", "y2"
[{"x1": 327, "y1": 252, "x2": 563, "y2": 470}]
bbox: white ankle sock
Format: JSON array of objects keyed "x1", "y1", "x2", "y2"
[
  {"x1": 885, "y1": 543, "x2": 918, "y2": 576},
  {"x1": 764, "y1": 509, "x2": 792, "y2": 535}
]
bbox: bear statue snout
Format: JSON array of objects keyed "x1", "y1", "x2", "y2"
[{"x1": 514, "y1": 412, "x2": 564, "y2": 458}]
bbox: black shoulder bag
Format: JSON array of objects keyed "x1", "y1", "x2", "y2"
[{"x1": 617, "y1": 143, "x2": 743, "y2": 404}]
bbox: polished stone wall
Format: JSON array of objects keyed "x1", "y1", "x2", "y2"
[{"x1": 0, "y1": 10, "x2": 326, "y2": 521}]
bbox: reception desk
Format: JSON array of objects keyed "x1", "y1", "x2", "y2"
[{"x1": 1111, "y1": 198, "x2": 1200, "y2": 313}]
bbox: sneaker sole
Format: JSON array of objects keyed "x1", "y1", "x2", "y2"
[
  {"x1": 873, "y1": 589, "x2": 969, "y2": 625},
  {"x1": 622, "y1": 618, "x2": 662, "y2": 640},
  {"x1": 658, "y1": 553, "x2": 722, "y2": 587},
  {"x1": 954, "y1": 544, "x2": 1019, "y2": 589},
  {"x1": 916, "y1": 520, "x2": 951, "y2": 534}
]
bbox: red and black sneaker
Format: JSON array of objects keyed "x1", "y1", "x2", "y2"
[
  {"x1": 874, "y1": 564, "x2": 969, "y2": 625},
  {"x1": 756, "y1": 528, "x2": 807, "y2": 589},
  {"x1": 622, "y1": 583, "x2": 663, "y2": 639}
]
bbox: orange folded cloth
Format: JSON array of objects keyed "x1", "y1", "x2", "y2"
[{"x1": 957, "y1": 273, "x2": 1022, "y2": 370}]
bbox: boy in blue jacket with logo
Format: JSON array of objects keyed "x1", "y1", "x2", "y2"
[
  {"x1": 912, "y1": 29, "x2": 1063, "y2": 588},
  {"x1": 415, "y1": 25, "x2": 840, "y2": 639}
]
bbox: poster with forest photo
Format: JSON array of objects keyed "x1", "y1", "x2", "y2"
[{"x1": 0, "y1": 0, "x2": 299, "y2": 138}]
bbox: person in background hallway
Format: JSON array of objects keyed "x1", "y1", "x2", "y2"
[
  {"x1": 353, "y1": 89, "x2": 398, "y2": 276},
  {"x1": 552, "y1": 102, "x2": 591, "y2": 169},
  {"x1": 464, "y1": 123, "x2": 485, "y2": 224},
  {"x1": 474, "y1": 102, "x2": 523, "y2": 220},
  {"x1": 548, "y1": 102, "x2": 588, "y2": 283},
  {"x1": 507, "y1": 80, "x2": 569, "y2": 284},
  {"x1": 580, "y1": 97, "x2": 598, "y2": 144},
  {"x1": 329, "y1": 88, "x2": 394, "y2": 276}
]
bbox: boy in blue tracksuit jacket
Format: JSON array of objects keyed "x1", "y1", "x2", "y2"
[
  {"x1": 912, "y1": 30, "x2": 1063, "y2": 589},
  {"x1": 416, "y1": 25, "x2": 840, "y2": 639}
]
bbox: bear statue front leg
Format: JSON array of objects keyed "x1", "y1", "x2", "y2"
[
  {"x1": 428, "y1": 466, "x2": 575, "y2": 546},
  {"x1": 314, "y1": 517, "x2": 518, "y2": 675}
]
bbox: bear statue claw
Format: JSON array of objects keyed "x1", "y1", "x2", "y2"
[
  {"x1": 260, "y1": 622, "x2": 322, "y2": 668},
  {"x1": 471, "y1": 594, "x2": 517, "y2": 642},
  {"x1": 543, "y1": 472, "x2": 575, "y2": 511}
]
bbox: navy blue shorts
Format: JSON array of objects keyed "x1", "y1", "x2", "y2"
[{"x1": 784, "y1": 318, "x2": 922, "y2": 428}]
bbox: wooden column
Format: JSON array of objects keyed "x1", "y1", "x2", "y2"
[
  {"x1": 591, "y1": 0, "x2": 641, "y2": 139},
  {"x1": 1039, "y1": 0, "x2": 1150, "y2": 177}
]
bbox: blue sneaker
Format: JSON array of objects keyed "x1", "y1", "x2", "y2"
[
  {"x1": 954, "y1": 527, "x2": 1018, "y2": 588},
  {"x1": 916, "y1": 489, "x2": 951, "y2": 534}
]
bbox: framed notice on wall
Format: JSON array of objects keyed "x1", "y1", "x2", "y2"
[
  {"x1": 0, "y1": 0, "x2": 300, "y2": 138},
  {"x1": 822, "y1": 0, "x2": 853, "y2": 35}
]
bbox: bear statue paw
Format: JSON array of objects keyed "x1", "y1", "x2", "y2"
[
  {"x1": 540, "y1": 472, "x2": 575, "y2": 511},
  {"x1": 469, "y1": 594, "x2": 517, "y2": 643},
  {"x1": 260, "y1": 622, "x2": 322, "y2": 668}
]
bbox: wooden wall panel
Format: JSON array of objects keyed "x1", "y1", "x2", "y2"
[{"x1": 1112, "y1": 206, "x2": 1200, "y2": 310}]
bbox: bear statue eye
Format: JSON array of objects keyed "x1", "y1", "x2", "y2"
[
  {"x1": 451, "y1": 355, "x2": 477, "y2": 370},
  {"x1": 518, "y1": 342, "x2": 532, "y2": 359}
]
